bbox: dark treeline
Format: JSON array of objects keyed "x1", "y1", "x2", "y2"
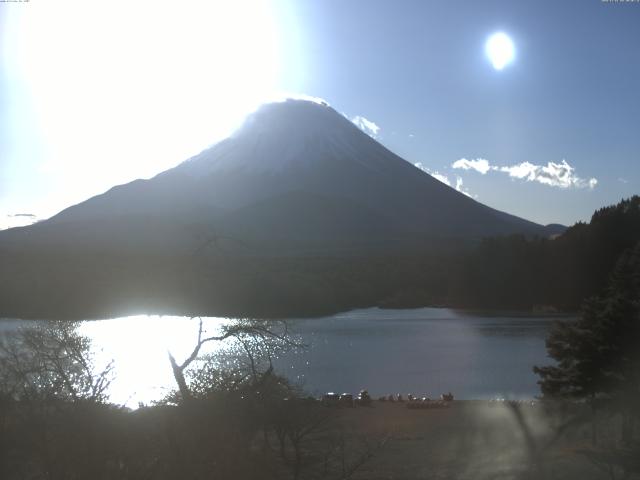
[
  {"x1": 0, "y1": 249, "x2": 450, "y2": 319},
  {"x1": 1, "y1": 197, "x2": 639, "y2": 319},
  {"x1": 529, "y1": 235, "x2": 640, "y2": 477},
  {"x1": 453, "y1": 196, "x2": 640, "y2": 310}
]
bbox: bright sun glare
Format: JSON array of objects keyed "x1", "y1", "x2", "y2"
[
  {"x1": 485, "y1": 32, "x2": 515, "y2": 71},
  {"x1": 80, "y1": 316, "x2": 232, "y2": 406},
  {"x1": 9, "y1": 0, "x2": 281, "y2": 209}
]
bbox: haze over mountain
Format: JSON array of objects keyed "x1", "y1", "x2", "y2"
[{"x1": 0, "y1": 99, "x2": 559, "y2": 256}]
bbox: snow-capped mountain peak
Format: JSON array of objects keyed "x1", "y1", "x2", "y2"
[{"x1": 179, "y1": 99, "x2": 386, "y2": 175}]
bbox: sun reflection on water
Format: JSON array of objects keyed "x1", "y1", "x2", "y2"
[{"x1": 79, "y1": 316, "x2": 234, "y2": 407}]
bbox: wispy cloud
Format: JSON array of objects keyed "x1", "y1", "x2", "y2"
[
  {"x1": 415, "y1": 162, "x2": 449, "y2": 185},
  {"x1": 454, "y1": 177, "x2": 475, "y2": 198},
  {"x1": 452, "y1": 158, "x2": 597, "y2": 189},
  {"x1": 0, "y1": 213, "x2": 38, "y2": 230},
  {"x1": 270, "y1": 92, "x2": 330, "y2": 106},
  {"x1": 431, "y1": 172, "x2": 451, "y2": 187},
  {"x1": 414, "y1": 162, "x2": 476, "y2": 198},
  {"x1": 351, "y1": 115, "x2": 380, "y2": 138},
  {"x1": 452, "y1": 158, "x2": 492, "y2": 175}
]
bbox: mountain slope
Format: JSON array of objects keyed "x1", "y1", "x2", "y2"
[
  {"x1": 0, "y1": 99, "x2": 566, "y2": 319},
  {"x1": 1, "y1": 100, "x2": 553, "y2": 256}
]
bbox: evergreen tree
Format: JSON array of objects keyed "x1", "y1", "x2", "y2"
[{"x1": 534, "y1": 242, "x2": 640, "y2": 440}]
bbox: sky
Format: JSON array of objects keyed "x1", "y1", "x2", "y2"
[{"x1": 1, "y1": 0, "x2": 639, "y2": 229}]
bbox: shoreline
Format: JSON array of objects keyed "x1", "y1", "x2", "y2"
[{"x1": 0, "y1": 304, "x2": 580, "y2": 323}]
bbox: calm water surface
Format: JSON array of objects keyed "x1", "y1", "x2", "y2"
[{"x1": 0, "y1": 308, "x2": 568, "y2": 406}]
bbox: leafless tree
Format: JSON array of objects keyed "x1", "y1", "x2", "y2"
[
  {"x1": 0, "y1": 321, "x2": 116, "y2": 479},
  {"x1": 167, "y1": 317, "x2": 302, "y2": 402},
  {"x1": 0, "y1": 321, "x2": 113, "y2": 403}
]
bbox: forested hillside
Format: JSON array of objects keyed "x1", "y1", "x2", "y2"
[
  {"x1": 1, "y1": 197, "x2": 638, "y2": 319},
  {"x1": 451, "y1": 196, "x2": 640, "y2": 311}
]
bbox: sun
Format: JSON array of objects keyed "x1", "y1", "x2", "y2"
[
  {"x1": 9, "y1": 0, "x2": 282, "y2": 210},
  {"x1": 485, "y1": 32, "x2": 515, "y2": 71}
]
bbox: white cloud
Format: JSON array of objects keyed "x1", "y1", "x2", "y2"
[
  {"x1": 452, "y1": 158, "x2": 492, "y2": 175},
  {"x1": 455, "y1": 176, "x2": 475, "y2": 198},
  {"x1": 0, "y1": 213, "x2": 38, "y2": 230},
  {"x1": 415, "y1": 162, "x2": 451, "y2": 186},
  {"x1": 498, "y1": 160, "x2": 597, "y2": 189},
  {"x1": 452, "y1": 158, "x2": 597, "y2": 189},
  {"x1": 351, "y1": 115, "x2": 380, "y2": 138},
  {"x1": 271, "y1": 92, "x2": 330, "y2": 106},
  {"x1": 414, "y1": 163, "x2": 476, "y2": 198},
  {"x1": 413, "y1": 162, "x2": 427, "y2": 171},
  {"x1": 432, "y1": 172, "x2": 451, "y2": 186},
  {"x1": 498, "y1": 161, "x2": 535, "y2": 179}
]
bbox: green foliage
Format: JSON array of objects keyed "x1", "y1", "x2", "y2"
[
  {"x1": 456, "y1": 196, "x2": 640, "y2": 311},
  {"x1": 534, "y1": 241, "x2": 640, "y2": 407}
]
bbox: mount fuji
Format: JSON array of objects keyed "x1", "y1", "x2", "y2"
[
  {"x1": 1, "y1": 99, "x2": 555, "y2": 256},
  {"x1": 0, "y1": 99, "x2": 562, "y2": 318}
]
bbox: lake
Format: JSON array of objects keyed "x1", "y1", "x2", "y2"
[{"x1": 0, "y1": 308, "x2": 568, "y2": 406}]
